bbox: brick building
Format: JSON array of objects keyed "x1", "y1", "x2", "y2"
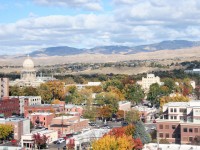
[
  {"x1": 10, "y1": 96, "x2": 42, "y2": 115},
  {"x1": 0, "y1": 97, "x2": 20, "y2": 117},
  {"x1": 30, "y1": 112, "x2": 54, "y2": 128},
  {"x1": 157, "y1": 100, "x2": 200, "y2": 144},
  {"x1": 24, "y1": 100, "x2": 65, "y2": 118},
  {"x1": 49, "y1": 116, "x2": 89, "y2": 137},
  {"x1": 0, "y1": 117, "x2": 30, "y2": 141},
  {"x1": 65, "y1": 104, "x2": 83, "y2": 116}
]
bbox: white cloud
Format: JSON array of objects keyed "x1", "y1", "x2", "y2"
[
  {"x1": 1, "y1": 0, "x2": 200, "y2": 54},
  {"x1": 32, "y1": 0, "x2": 103, "y2": 11}
]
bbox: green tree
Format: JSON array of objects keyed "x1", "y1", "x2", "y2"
[
  {"x1": 124, "y1": 84, "x2": 145, "y2": 104},
  {"x1": 37, "y1": 83, "x2": 52, "y2": 104},
  {"x1": 9, "y1": 85, "x2": 23, "y2": 96},
  {"x1": 82, "y1": 106, "x2": 97, "y2": 121},
  {"x1": 125, "y1": 109, "x2": 140, "y2": 124},
  {"x1": 23, "y1": 86, "x2": 38, "y2": 96},
  {"x1": 147, "y1": 83, "x2": 161, "y2": 106},
  {"x1": 133, "y1": 121, "x2": 151, "y2": 144},
  {"x1": 163, "y1": 78, "x2": 175, "y2": 93}
]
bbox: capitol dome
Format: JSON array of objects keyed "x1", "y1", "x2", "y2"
[{"x1": 23, "y1": 56, "x2": 34, "y2": 69}]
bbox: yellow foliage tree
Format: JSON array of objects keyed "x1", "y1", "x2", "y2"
[
  {"x1": 51, "y1": 99, "x2": 61, "y2": 104},
  {"x1": 0, "y1": 124, "x2": 13, "y2": 140},
  {"x1": 160, "y1": 94, "x2": 189, "y2": 108},
  {"x1": 92, "y1": 135, "x2": 134, "y2": 150}
]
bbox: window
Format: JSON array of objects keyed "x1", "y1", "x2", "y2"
[
  {"x1": 174, "y1": 108, "x2": 177, "y2": 112},
  {"x1": 172, "y1": 133, "x2": 176, "y2": 138},
  {"x1": 165, "y1": 125, "x2": 169, "y2": 129},
  {"x1": 171, "y1": 116, "x2": 173, "y2": 119},
  {"x1": 166, "y1": 133, "x2": 169, "y2": 138},
  {"x1": 189, "y1": 128, "x2": 193, "y2": 133},
  {"x1": 44, "y1": 117, "x2": 45, "y2": 120},
  {"x1": 195, "y1": 128, "x2": 198, "y2": 132},
  {"x1": 183, "y1": 128, "x2": 188, "y2": 132},
  {"x1": 172, "y1": 125, "x2": 176, "y2": 129},
  {"x1": 170, "y1": 108, "x2": 173, "y2": 112},
  {"x1": 159, "y1": 133, "x2": 163, "y2": 138},
  {"x1": 180, "y1": 108, "x2": 186, "y2": 113},
  {"x1": 174, "y1": 116, "x2": 177, "y2": 120},
  {"x1": 159, "y1": 125, "x2": 163, "y2": 129}
]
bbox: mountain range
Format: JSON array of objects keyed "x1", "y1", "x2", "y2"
[{"x1": 27, "y1": 40, "x2": 200, "y2": 57}]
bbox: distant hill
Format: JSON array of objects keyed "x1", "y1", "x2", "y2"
[{"x1": 28, "y1": 40, "x2": 200, "y2": 57}]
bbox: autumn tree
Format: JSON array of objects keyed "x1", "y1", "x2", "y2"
[
  {"x1": 97, "y1": 106, "x2": 113, "y2": 120},
  {"x1": 92, "y1": 134, "x2": 134, "y2": 150},
  {"x1": 32, "y1": 133, "x2": 48, "y2": 149},
  {"x1": 9, "y1": 85, "x2": 24, "y2": 96},
  {"x1": 65, "y1": 85, "x2": 80, "y2": 104},
  {"x1": 159, "y1": 94, "x2": 189, "y2": 108},
  {"x1": 0, "y1": 124, "x2": 13, "y2": 140},
  {"x1": 23, "y1": 86, "x2": 38, "y2": 96},
  {"x1": 124, "y1": 84, "x2": 145, "y2": 104},
  {"x1": 37, "y1": 83, "x2": 53, "y2": 103}
]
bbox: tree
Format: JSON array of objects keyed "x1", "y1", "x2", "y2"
[
  {"x1": 124, "y1": 84, "x2": 145, "y2": 104},
  {"x1": 163, "y1": 78, "x2": 175, "y2": 93},
  {"x1": 32, "y1": 133, "x2": 48, "y2": 149},
  {"x1": 0, "y1": 124, "x2": 13, "y2": 140},
  {"x1": 133, "y1": 121, "x2": 151, "y2": 144},
  {"x1": 97, "y1": 106, "x2": 113, "y2": 120},
  {"x1": 9, "y1": 85, "x2": 23, "y2": 96},
  {"x1": 147, "y1": 83, "x2": 161, "y2": 106},
  {"x1": 159, "y1": 94, "x2": 189, "y2": 108},
  {"x1": 23, "y1": 86, "x2": 38, "y2": 96},
  {"x1": 82, "y1": 106, "x2": 97, "y2": 121},
  {"x1": 92, "y1": 135, "x2": 134, "y2": 150},
  {"x1": 37, "y1": 83, "x2": 52, "y2": 104},
  {"x1": 125, "y1": 109, "x2": 140, "y2": 124},
  {"x1": 192, "y1": 136, "x2": 200, "y2": 145}
]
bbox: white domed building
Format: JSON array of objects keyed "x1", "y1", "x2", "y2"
[
  {"x1": 10, "y1": 56, "x2": 56, "y2": 87},
  {"x1": 21, "y1": 56, "x2": 36, "y2": 81}
]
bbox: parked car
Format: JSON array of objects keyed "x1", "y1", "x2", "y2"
[
  {"x1": 53, "y1": 138, "x2": 65, "y2": 144},
  {"x1": 153, "y1": 120, "x2": 156, "y2": 123}
]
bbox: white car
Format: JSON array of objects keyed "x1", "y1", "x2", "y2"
[{"x1": 56, "y1": 138, "x2": 65, "y2": 144}]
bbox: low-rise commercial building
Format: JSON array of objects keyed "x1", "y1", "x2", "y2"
[
  {"x1": 0, "y1": 97, "x2": 20, "y2": 117},
  {"x1": 21, "y1": 130, "x2": 58, "y2": 149},
  {"x1": 49, "y1": 116, "x2": 89, "y2": 137},
  {"x1": 157, "y1": 100, "x2": 200, "y2": 144},
  {"x1": 0, "y1": 117, "x2": 30, "y2": 141},
  {"x1": 30, "y1": 112, "x2": 54, "y2": 128},
  {"x1": 65, "y1": 104, "x2": 83, "y2": 116}
]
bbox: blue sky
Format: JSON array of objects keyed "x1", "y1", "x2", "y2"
[{"x1": 0, "y1": 0, "x2": 200, "y2": 54}]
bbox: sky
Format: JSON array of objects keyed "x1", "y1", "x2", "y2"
[{"x1": 1, "y1": 0, "x2": 200, "y2": 54}]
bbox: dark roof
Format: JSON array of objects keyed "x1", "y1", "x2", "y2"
[{"x1": 50, "y1": 124, "x2": 70, "y2": 127}]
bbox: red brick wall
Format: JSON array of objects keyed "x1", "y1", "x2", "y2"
[{"x1": 0, "y1": 98, "x2": 20, "y2": 117}]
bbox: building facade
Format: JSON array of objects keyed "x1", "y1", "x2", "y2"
[
  {"x1": 65, "y1": 104, "x2": 83, "y2": 116},
  {"x1": 21, "y1": 130, "x2": 58, "y2": 149},
  {"x1": 157, "y1": 100, "x2": 200, "y2": 144},
  {"x1": 137, "y1": 74, "x2": 163, "y2": 92},
  {"x1": 0, "y1": 78, "x2": 9, "y2": 98},
  {"x1": 49, "y1": 116, "x2": 89, "y2": 137},
  {"x1": 10, "y1": 96, "x2": 41, "y2": 115},
  {"x1": 30, "y1": 112, "x2": 54, "y2": 128},
  {"x1": 0, "y1": 97, "x2": 20, "y2": 117},
  {"x1": 0, "y1": 117, "x2": 30, "y2": 141}
]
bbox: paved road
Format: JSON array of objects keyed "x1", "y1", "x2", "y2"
[{"x1": 48, "y1": 142, "x2": 66, "y2": 150}]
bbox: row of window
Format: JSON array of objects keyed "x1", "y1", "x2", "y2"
[
  {"x1": 183, "y1": 127, "x2": 198, "y2": 133},
  {"x1": 170, "y1": 108, "x2": 187, "y2": 113},
  {"x1": 159, "y1": 133, "x2": 180, "y2": 138},
  {"x1": 159, "y1": 124, "x2": 176, "y2": 129}
]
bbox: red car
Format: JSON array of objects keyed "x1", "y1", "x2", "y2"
[{"x1": 153, "y1": 120, "x2": 156, "y2": 123}]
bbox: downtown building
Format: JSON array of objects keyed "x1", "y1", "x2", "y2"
[{"x1": 157, "y1": 100, "x2": 200, "y2": 144}]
